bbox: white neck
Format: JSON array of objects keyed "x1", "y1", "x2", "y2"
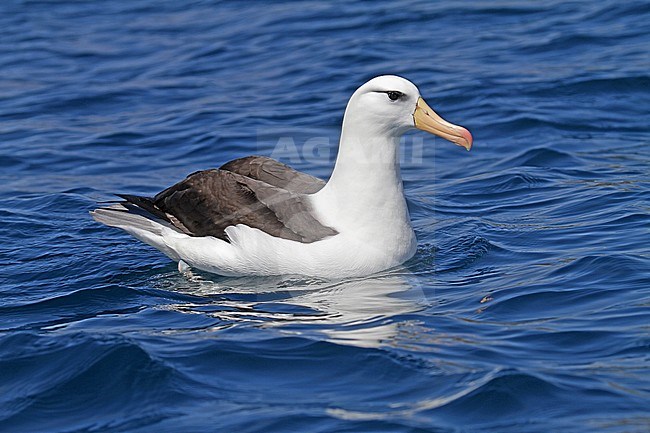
[
  {"x1": 313, "y1": 115, "x2": 412, "y2": 236},
  {"x1": 324, "y1": 129, "x2": 403, "y2": 200}
]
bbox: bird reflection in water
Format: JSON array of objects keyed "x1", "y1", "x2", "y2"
[{"x1": 155, "y1": 268, "x2": 432, "y2": 349}]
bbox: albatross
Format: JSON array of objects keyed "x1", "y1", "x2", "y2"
[{"x1": 92, "y1": 75, "x2": 472, "y2": 278}]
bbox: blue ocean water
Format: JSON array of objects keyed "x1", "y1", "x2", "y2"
[{"x1": 1, "y1": 0, "x2": 649, "y2": 431}]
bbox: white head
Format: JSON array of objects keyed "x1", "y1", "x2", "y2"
[{"x1": 343, "y1": 75, "x2": 472, "y2": 150}]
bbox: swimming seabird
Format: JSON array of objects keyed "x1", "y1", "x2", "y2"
[{"x1": 92, "y1": 75, "x2": 472, "y2": 278}]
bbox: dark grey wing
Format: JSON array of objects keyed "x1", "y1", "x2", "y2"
[
  {"x1": 220, "y1": 156, "x2": 325, "y2": 194},
  {"x1": 235, "y1": 175, "x2": 338, "y2": 242},
  {"x1": 118, "y1": 169, "x2": 336, "y2": 243}
]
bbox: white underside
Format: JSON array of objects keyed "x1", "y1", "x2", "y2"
[{"x1": 120, "y1": 209, "x2": 417, "y2": 279}]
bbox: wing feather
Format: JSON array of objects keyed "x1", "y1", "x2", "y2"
[
  {"x1": 111, "y1": 161, "x2": 336, "y2": 243},
  {"x1": 220, "y1": 156, "x2": 325, "y2": 194}
]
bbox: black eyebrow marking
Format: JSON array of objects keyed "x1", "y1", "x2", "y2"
[{"x1": 372, "y1": 90, "x2": 404, "y2": 95}]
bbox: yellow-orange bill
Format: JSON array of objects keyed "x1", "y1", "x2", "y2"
[{"x1": 413, "y1": 97, "x2": 473, "y2": 151}]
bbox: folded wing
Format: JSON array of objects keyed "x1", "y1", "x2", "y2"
[{"x1": 100, "y1": 156, "x2": 336, "y2": 243}]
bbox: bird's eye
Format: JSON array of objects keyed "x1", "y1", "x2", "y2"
[{"x1": 386, "y1": 91, "x2": 402, "y2": 101}]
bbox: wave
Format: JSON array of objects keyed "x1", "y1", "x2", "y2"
[{"x1": 0, "y1": 333, "x2": 184, "y2": 432}]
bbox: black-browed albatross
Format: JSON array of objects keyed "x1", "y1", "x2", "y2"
[{"x1": 92, "y1": 75, "x2": 472, "y2": 278}]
